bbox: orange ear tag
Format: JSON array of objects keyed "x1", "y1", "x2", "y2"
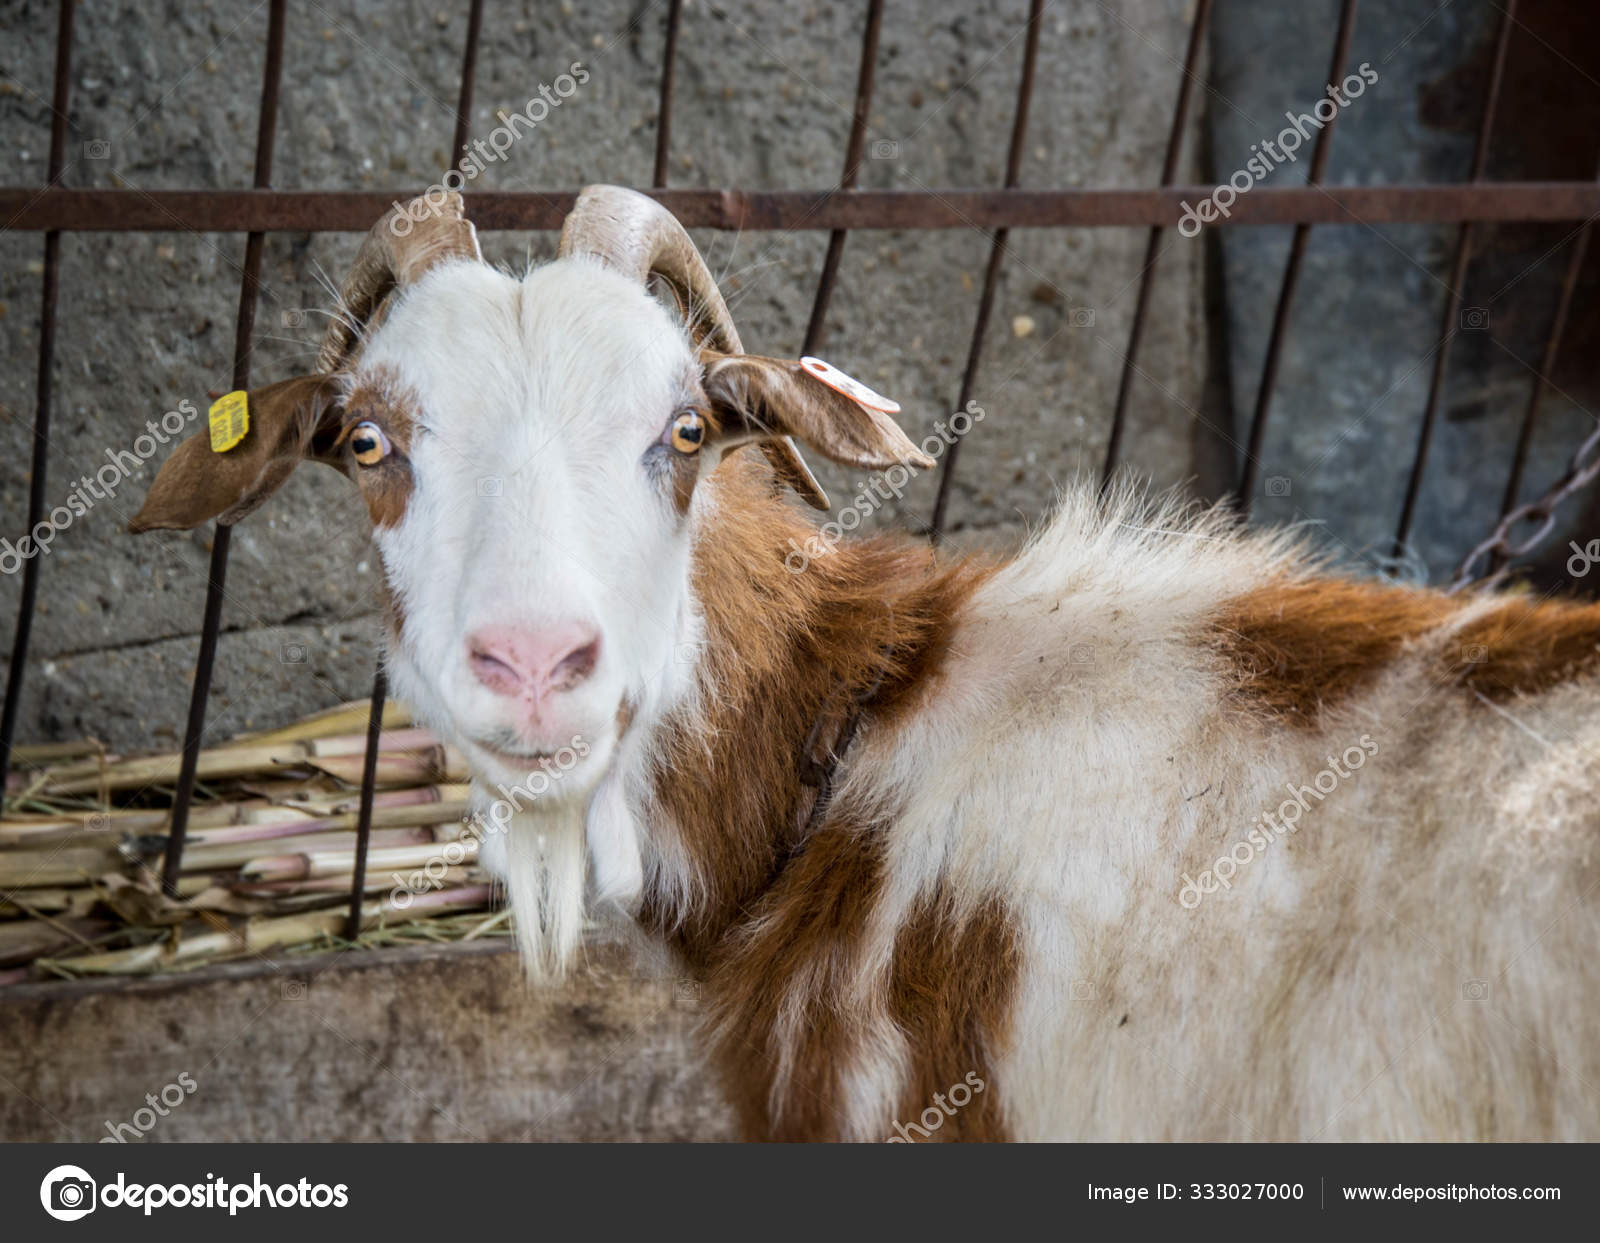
[{"x1": 799, "y1": 356, "x2": 901, "y2": 414}]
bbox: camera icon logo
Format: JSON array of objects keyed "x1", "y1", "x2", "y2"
[
  {"x1": 673, "y1": 977, "x2": 703, "y2": 1004},
  {"x1": 279, "y1": 643, "x2": 307, "y2": 664},
  {"x1": 1461, "y1": 644, "x2": 1488, "y2": 664},
  {"x1": 870, "y1": 139, "x2": 900, "y2": 160},
  {"x1": 1069, "y1": 307, "x2": 1096, "y2": 328},
  {"x1": 1463, "y1": 978, "x2": 1489, "y2": 1001},
  {"x1": 83, "y1": 140, "x2": 111, "y2": 160},
  {"x1": 477, "y1": 476, "x2": 504, "y2": 497},
  {"x1": 1265, "y1": 476, "x2": 1292, "y2": 497},
  {"x1": 40, "y1": 1164, "x2": 97, "y2": 1221},
  {"x1": 1460, "y1": 307, "x2": 1490, "y2": 331}
]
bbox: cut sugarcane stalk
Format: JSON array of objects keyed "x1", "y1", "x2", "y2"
[
  {"x1": 242, "y1": 838, "x2": 480, "y2": 882},
  {"x1": 306, "y1": 747, "x2": 466, "y2": 786},
  {"x1": 40, "y1": 884, "x2": 492, "y2": 975},
  {"x1": 0, "y1": 846, "x2": 123, "y2": 889},
  {"x1": 38, "y1": 730, "x2": 447, "y2": 797},
  {"x1": 224, "y1": 699, "x2": 412, "y2": 747},
  {"x1": 261, "y1": 783, "x2": 464, "y2": 816},
  {"x1": 230, "y1": 867, "x2": 475, "y2": 897},
  {"x1": 178, "y1": 826, "x2": 437, "y2": 875},
  {"x1": 0, "y1": 801, "x2": 268, "y2": 847},
  {"x1": 300, "y1": 728, "x2": 438, "y2": 757},
  {"x1": 185, "y1": 800, "x2": 470, "y2": 848},
  {"x1": 10, "y1": 739, "x2": 111, "y2": 763}
]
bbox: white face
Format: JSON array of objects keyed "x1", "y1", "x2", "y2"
[{"x1": 351, "y1": 258, "x2": 708, "y2": 801}]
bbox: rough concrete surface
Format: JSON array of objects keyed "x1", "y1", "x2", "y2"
[
  {"x1": 1, "y1": 0, "x2": 1210, "y2": 751},
  {"x1": 1211, "y1": 0, "x2": 1600, "y2": 581},
  {"x1": 0, "y1": 937, "x2": 739, "y2": 1142}
]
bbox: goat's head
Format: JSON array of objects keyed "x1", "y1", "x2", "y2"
[{"x1": 133, "y1": 186, "x2": 930, "y2": 815}]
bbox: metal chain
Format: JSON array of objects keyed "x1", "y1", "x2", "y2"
[{"x1": 1450, "y1": 418, "x2": 1600, "y2": 593}]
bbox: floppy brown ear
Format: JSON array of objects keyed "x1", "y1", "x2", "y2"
[
  {"x1": 128, "y1": 375, "x2": 345, "y2": 533},
  {"x1": 702, "y1": 353, "x2": 935, "y2": 475}
]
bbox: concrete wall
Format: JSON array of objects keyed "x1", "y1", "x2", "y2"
[
  {"x1": 0, "y1": 937, "x2": 736, "y2": 1142},
  {"x1": 0, "y1": 0, "x2": 1212, "y2": 752},
  {"x1": 1210, "y1": 0, "x2": 1600, "y2": 584}
]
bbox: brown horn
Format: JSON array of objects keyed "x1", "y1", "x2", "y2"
[
  {"x1": 317, "y1": 190, "x2": 483, "y2": 373},
  {"x1": 558, "y1": 185, "x2": 829, "y2": 508}
]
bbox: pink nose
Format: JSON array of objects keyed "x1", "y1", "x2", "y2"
[{"x1": 467, "y1": 622, "x2": 601, "y2": 701}]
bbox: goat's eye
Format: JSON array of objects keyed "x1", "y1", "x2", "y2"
[
  {"x1": 669, "y1": 410, "x2": 706, "y2": 455},
  {"x1": 349, "y1": 421, "x2": 391, "y2": 467}
]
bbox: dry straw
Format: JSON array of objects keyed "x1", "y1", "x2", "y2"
[{"x1": 0, "y1": 700, "x2": 503, "y2": 981}]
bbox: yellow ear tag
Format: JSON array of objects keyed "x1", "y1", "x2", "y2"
[
  {"x1": 799, "y1": 356, "x2": 902, "y2": 414},
  {"x1": 208, "y1": 390, "x2": 250, "y2": 453}
]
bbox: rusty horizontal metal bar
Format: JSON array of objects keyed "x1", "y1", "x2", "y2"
[{"x1": 6, "y1": 184, "x2": 1600, "y2": 234}]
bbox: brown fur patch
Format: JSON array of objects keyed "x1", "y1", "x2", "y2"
[
  {"x1": 663, "y1": 402, "x2": 711, "y2": 516},
  {"x1": 638, "y1": 455, "x2": 1001, "y2": 1139},
  {"x1": 702, "y1": 818, "x2": 886, "y2": 1141},
  {"x1": 1448, "y1": 597, "x2": 1600, "y2": 701},
  {"x1": 886, "y1": 895, "x2": 1020, "y2": 1142},
  {"x1": 343, "y1": 372, "x2": 417, "y2": 530},
  {"x1": 701, "y1": 816, "x2": 1020, "y2": 1142},
  {"x1": 642, "y1": 457, "x2": 992, "y2": 950},
  {"x1": 1212, "y1": 577, "x2": 1460, "y2": 726},
  {"x1": 375, "y1": 556, "x2": 407, "y2": 642},
  {"x1": 1214, "y1": 575, "x2": 1600, "y2": 724}
]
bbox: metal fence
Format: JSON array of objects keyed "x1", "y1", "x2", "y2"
[{"x1": 2, "y1": 0, "x2": 1598, "y2": 939}]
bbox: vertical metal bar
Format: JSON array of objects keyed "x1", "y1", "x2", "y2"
[
  {"x1": 1098, "y1": 0, "x2": 1214, "y2": 488},
  {"x1": 1495, "y1": 194, "x2": 1598, "y2": 525},
  {"x1": 0, "y1": 0, "x2": 76, "y2": 806},
  {"x1": 1392, "y1": 0, "x2": 1517, "y2": 557},
  {"x1": 341, "y1": 0, "x2": 492, "y2": 923},
  {"x1": 344, "y1": 666, "x2": 387, "y2": 942},
  {"x1": 929, "y1": 0, "x2": 1045, "y2": 541},
  {"x1": 1234, "y1": 0, "x2": 1358, "y2": 513},
  {"x1": 653, "y1": 0, "x2": 686, "y2": 188},
  {"x1": 345, "y1": 0, "x2": 493, "y2": 922},
  {"x1": 162, "y1": 0, "x2": 288, "y2": 894},
  {"x1": 451, "y1": 0, "x2": 487, "y2": 164},
  {"x1": 801, "y1": 0, "x2": 885, "y2": 355}
]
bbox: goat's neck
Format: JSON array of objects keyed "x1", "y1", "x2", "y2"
[{"x1": 634, "y1": 461, "x2": 988, "y2": 964}]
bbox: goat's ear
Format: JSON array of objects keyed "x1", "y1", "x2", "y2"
[
  {"x1": 128, "y1": 375, "x2": 345, "y2": 533},
  {"x1": 702, "y1": 353, "x2": 936, "y2": 481}
]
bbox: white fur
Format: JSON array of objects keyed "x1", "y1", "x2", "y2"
[
  {"x1": 357, "y1": 257, "x2": 706, "y2": 978},
  {"x1": 818, "y1": 487, "x2": 1600, "y2": 1139}
]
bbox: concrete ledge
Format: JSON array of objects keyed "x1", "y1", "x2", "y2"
[{"x1": 0, "y1": 938, "x2": 736, "y2": 1142}]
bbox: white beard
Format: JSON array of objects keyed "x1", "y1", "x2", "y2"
[{"x1": 477, "y1": 792, "x2": 590, "y2": 981}]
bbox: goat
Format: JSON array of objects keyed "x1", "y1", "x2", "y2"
[{"x1": 132, "y1": 186, "x2": 1600, "y2": 1141}]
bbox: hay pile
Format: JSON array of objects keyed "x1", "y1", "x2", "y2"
[{"x1": 0, "y1": 701, "x2": 504, "y2": 984}]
